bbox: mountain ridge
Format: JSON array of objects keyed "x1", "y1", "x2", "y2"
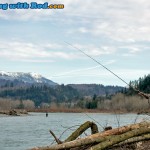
[
  {"x1": 0, "y1": 71, "x2": 58, "y2": 87},
  {"x1": 69, "y1": 84, "x2": 123, "y2": 96}
]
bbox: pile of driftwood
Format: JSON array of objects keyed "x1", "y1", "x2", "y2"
[
  {"x1": 32, "y1": 121, "x2": 150, "y2": 150},
  {"x1": 0, "y1": 109, "x2": 28, "y2": 116}
]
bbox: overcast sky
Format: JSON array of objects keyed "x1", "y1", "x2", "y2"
[{"x1": 0, "y1": 0, "x2": 150, "y2": 86}]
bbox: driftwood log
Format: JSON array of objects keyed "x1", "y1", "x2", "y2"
[
  {"x1": 31, "y1": 121, "x2": 150, "y2": 150},
  {"x1": 89, "y1": 127, "x2": 150, "y2": 150},
  {"x1": 49, "y1": 121, "x2": 98, "y2": 144},
  {"x1": 65, "y1": 121, "x2": 99, "y2": 142}
]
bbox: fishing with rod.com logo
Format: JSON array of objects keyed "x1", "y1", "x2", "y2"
[{"x1": 0, "y1": 2, "x2": 64, "y2": 10}]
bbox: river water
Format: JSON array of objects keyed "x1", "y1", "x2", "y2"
[{"x1": 0, "y1": 112, "x2": 149, "y2": 150}]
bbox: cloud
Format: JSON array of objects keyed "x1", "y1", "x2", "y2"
[
  {"x1": 50, "y1": 68, "x2": 150, "y2": 86},
  {"x1": 0, "y1": 39, "x2": 117, "y2": 62},
  {"x1": 51, "y1": 59, "x2": 117, "y2": 78},
  {"x1": 1, "y1": 0, "x2": 150, "y2": 43},
  {"x1": 104, "y1": 60, "x2": 116, "y2": 65},
  {"x1": 0, "y1": 0, "x2": 149, "y2": 86},
  {"x1": 71, "y1": 43, "x2": 116, "y2": 57},
  {"x1": 63, "y1": 0, "x2": 150, "y2": 42},
  {"x1": 44, "y1": 43, "x2": 63, "y2": 49},
  {"x1": 78, "y1": 27, "x2": 88, "y2": 33},
  {"x1": 18, "y1": 59, "x2": 54, "y2": 63},
  {"x1": 0, "y1": 40, "x2": 79, "y2": 61},
  {"x1": 114, "y1": 69, "x2": 150, "y2": 83},
  {"x1": 119, "y1": 44, "x2": 148, "y2": 56},
  {"x1": 51, "y1": 65, "x2": 101, "y2": 78}
]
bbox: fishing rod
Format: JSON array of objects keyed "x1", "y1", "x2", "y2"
[
  {"x1": 64, "y1": 41, "x2": 150, "y2": 100},
  {"x1": 64, "y1": 41, "x2": 130, "y2": 87},
  {"x1": 48, "y1": 9, "x2": 149, "y2": 100}
]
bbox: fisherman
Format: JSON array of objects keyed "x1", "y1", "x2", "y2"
[{"x1": 46, "y1": 112, "x2": 48, "y2": 117}]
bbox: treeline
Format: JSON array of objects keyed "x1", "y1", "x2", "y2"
[
  {"x1": 122, "y1": 74, "x2": 150, "y2": 95},
  {"x1": 75, "y1": 93, "x2": 149, "y2": 112},
  {"x1": 0, "y1": 98, "x2": 35, "y2": 110},
  {"x1": 69, "y1": 84, "x2": 123, "y2": 96},
  {"x1": 0, "y1": 85, "x2": 79, "y2": 106},
  {"x1": 75, "y1": 74, "x2": 150, "y2": 111},
  {"x1": 0, "y1": 83, "x2": 123, "y2": 107}
]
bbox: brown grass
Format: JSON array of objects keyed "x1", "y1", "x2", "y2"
[{"x1": 28, "y1": 107, "x2": 132, "y2": 113}]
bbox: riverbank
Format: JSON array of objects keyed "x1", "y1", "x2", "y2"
[
  {"x1": 0, "y1": 109, "x2": 28, "y2": 116},
  {"x1": 1, "y1": 108, "x2": 149, "y2": 116},
  {"x1": 28, "y1": 108, "x2": 143, "y2": 114}
]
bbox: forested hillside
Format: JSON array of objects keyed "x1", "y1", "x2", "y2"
[
  {"x1": 0, "y1": 85, "x2": 79, "y2": 106},
  {"x1": 0, "y1": 83, "x2": 123, "y2": 107},
  {"x1": 69, "y1": 84, "x2": 123, "y2": 96},
  {"x1": 0, "y1": 71, "x2": 124, "y2": 108},
  {"x1": 125, "y1": 74, "x2": 150, "y2": 95},
  {"x1": 0, "y1": 74, "x2": 149, "y2": 110}
]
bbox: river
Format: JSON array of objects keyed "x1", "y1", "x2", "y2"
[{"x1": 0, "y1": 112, "x2": 149, "y2": 150}]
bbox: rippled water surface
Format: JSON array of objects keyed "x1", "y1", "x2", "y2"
[{"x1": 0, "y1": 112, "x2": 148, "y2": 150}]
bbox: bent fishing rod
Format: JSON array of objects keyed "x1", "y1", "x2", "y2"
[
  {"x1": 49, "y1": 9, "x2": 149, "y2": 99},
  {"x1": 64, "y1": 41, "x2": 149, "y2": 100}
]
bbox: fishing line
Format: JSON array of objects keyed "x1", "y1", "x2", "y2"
[
  {"x1": 49, "y1": 10, "x2": 138, "y2": 92},
  {"x1": 48, "y1": 7, "x2": 143, "y2": 93},
  {"x1": 63, "y1": 42, "x2": 150, "y2": 100}
]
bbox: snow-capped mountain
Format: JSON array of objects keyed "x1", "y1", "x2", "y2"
[{"x1": 0, "y1": 71, "x2": 58, "y2": 86}]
